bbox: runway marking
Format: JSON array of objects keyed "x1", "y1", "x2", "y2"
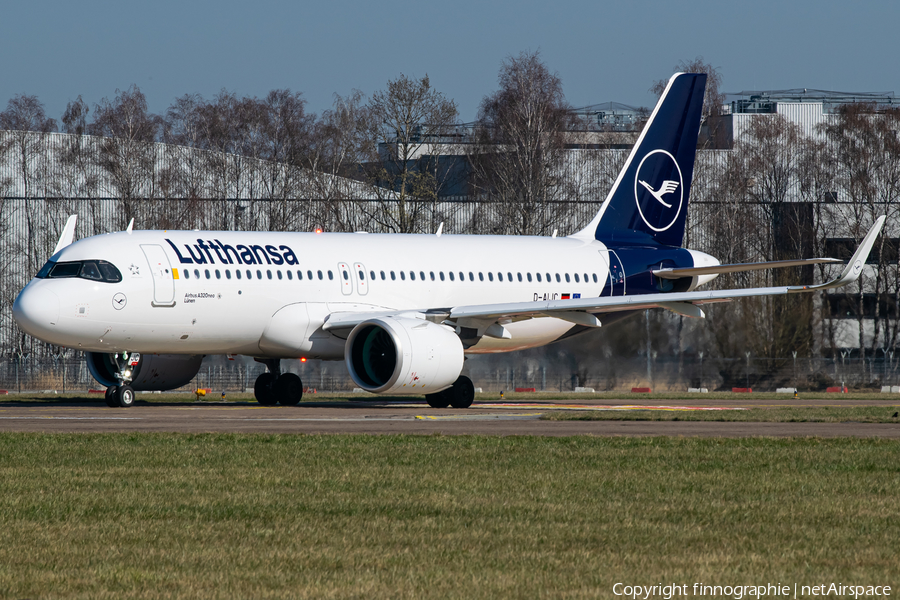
[
  {"x1": 417, "y1": 413, "x2": 543, "y2": 421},
  {"x1": 0, "y1": 416, "x2": 141, "y2": 420},
  {"x1": 471, "y1": 403, "x2": 746, "y2": 411}
]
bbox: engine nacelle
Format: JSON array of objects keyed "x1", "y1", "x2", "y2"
[
  {"x1": 86, "y1": 352, "x2": 203, "y2": 391},
  {"x1": 345, "y1": 316, "x2": 464, "y2": 394}
]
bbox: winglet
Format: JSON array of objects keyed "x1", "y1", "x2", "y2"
[
  {"x1": 790, "y1": 215, "x2": 886, "y2": 292},
  {"x1": 52, "y1": 215, "x2": 78, "y2": 255},
  {"x1": 126, "y1": 218, "x2": 134, "y2": 234},
  {"x1": 435, "y1": 222, "x2": 443, "y2": 237}
]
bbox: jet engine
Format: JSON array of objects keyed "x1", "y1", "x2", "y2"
[
  {"x1": 86, "y1": 352, "x2": 203, "y2": 391},
  {"x1": 345, "y1": 316, "x2": 464, "y2": 394}
]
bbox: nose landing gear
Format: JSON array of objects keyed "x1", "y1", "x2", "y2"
[
  {"x1": 254, "y1": 359, "x2": 304, "y2": 406},
  {"x1": 104, "y1": 352, "x2": 140, "y2": 407}
]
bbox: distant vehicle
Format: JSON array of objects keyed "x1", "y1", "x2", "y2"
[{"x1": 13, "y1": 73, "x2": 884, "y2": 408}]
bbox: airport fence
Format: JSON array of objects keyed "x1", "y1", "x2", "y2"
[{"x1": 2, "y1": 354, "x2": 898, "y2": 395}]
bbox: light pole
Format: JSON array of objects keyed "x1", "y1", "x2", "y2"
[
  {"x1": 792, "y1": 350, "x2": 798, "y2": 390},
  {"x1": 745, "y1": 351, "x2": 751, "y2": 390},
  {"x1": 698, "y1": 351, "x2": 704, "y2": 390}
]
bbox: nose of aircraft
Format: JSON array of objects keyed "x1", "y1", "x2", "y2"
[{"x1": 12, "y1": 283, "x2": 61, "y2": 340}]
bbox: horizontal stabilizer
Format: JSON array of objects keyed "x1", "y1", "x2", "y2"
[{"x1": 653, "y1": 258, "x2": 843, "y2": 279}]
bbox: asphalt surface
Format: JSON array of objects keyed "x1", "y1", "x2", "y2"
[{"x1": 1, "y1": 396, "x2": 899, "y2": 437}]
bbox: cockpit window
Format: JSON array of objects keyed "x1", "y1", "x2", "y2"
[
  {"x1": 80, "y1": 261, "x2": 103, "y2": 280},
  {"x1": 36, "y1": 259, "x2": 122, "y2": 283}
]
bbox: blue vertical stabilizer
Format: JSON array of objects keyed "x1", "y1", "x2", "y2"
[{"x1": 573, "y1": 73, "x2": 706, "y2": 247}]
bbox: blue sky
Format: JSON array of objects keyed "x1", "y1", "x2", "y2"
[{"x1": 2, "y1": 0, "x2": 896, "y2": 123}]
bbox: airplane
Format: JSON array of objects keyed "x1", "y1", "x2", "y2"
[{"x1": 12, "y1": 73, "x2": 886, "y2": 408}]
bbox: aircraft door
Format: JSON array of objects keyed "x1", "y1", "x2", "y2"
[
  {"x1": 337, "y1": 262, "x2": 353, "y2": 296},
  {"x1": 603, "y1": 250, "x2": 626, "y2": 296},
  {"x1": 141, "y1": 244, "x2": 176, "y2": 307},
  {"x1": 353, "y1": 263, "x2": 369, "y2": 295}
]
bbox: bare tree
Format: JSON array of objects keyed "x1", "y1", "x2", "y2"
[
  {"x1": 89, "y1": 85, "x2": 163, "y2": 227},
  {"x1": 305, "y1": 90, "x2": 375, "y2": 231},
  {"x1": 821, "y1": 104, "x2": 900, "y2": 370},
  {"x1": 470, "y1": 50, "x2": 576, "y2": 236},
  {"x1": 652, "y1": 57, "x2": 726, "y2": 149},
  {"x1": 257, "y1": 89, "x2": 313, "y2": 231},
  {"x1": 0, "y1": 95, "x2": 57, "y2": 276},
  {"x1": 364, "y1": 74, "x2": 458, "y2": 233}
]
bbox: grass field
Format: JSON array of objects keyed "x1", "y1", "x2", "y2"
[{"x1": 0, "y1": 434, "x2": 897, "y2": 598}]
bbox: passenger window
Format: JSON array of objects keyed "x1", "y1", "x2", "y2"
[
  {"x1": 236, "y1": 270, "x2": 241, "y2": 280},
  {"x1": 257, "y1": 270, "x2": 262, "y2": 279},
  {"x1": 584, "y1": 273, "x2": 589, "y2": 283},
  {"x1": 439, "y1": 272, "x2": 445, "y2": 281},
  {"x1": 546, "y1": 273, "x2": 551, "y2": 282},
  {"x1": 390, "y1": 271, "x2": 396, "y2": 280},
  {"x1": 184, "y1": 269, "x2": 190, "y2": 279},
  {"x1": 246, "y1": 270, "x2": 252, "y2": 279},
  {"x1": 565, "y1": 273, "x2": 570, "y2": 283},
  {"x1": 479, "y1": 272, "x2": 484, "y2": 281},
  {"x1": 216, "y1": 269, "x2": 221, "y2": 279},
  {"x1": 555, "y1": 273, "x2": 561, "y2": 283},
  {"x1": 205, "y1": 269, "x2": 211, "y2": 279},
  {"x1": 527, "y1": 273, "x2": 532, "y2": 282},
  {"x1": 307, "y1": 270, "x2": 312, "y2": 280},
  {"x1": 468, "y1": 272, "x2": 474, "y2": 281},
  {"x1": 287, "y1": 271, "x2": 292, "y2": 280},
  {"x1": 342, "y1": 270, "x2": 349, "y2": 280},
  {"x1": 489, "y1": 272, "x2": 494, "y2": 282},
  {"x1": 267, "y1": 270, "x2": 273, "y2": 280},
  {"x1": 459, "y1": 272, "x2": 465, "y2": 281},
  {"x1": 317, "y1": 270, "x2": 323, "y2": 280},
  {"x1": 496, "y1": 272, "x2": 502, "y2": 282},
  {"x1": 369, "y1": 271, "x2": 375, "y2": 280},
  {"x1": 194, "y1": 269, "x2": 200, "y2": 279},
  {"x1": 297, "y1": 270, "x2": 302, "y2": 280},
  {"x1": 574, "y1": 273, "x2": 580, "y2": 283},
  {"x1": 277, "y1": 271, "x2": 282, "y2": 280},
  {"x1": 380, "y1": 271, "x2": 386, "y2": 280},
  {"x1": 536, "y1": 273, "x2": 542, "y2": 282},
  {"x1": 508, "y1": 272, "x2": 513, "y2": 282},
  {"x1": 401, "y1": 271, "x2": 406, "y2": 281},
  {"x1": 449, "y1": 272, "x2": 455, "y2": 281},
  {"x1": 225, "y1": 269, "x2": 231, "y2": 280},
  {"x1": 359, "y1": 270, "x2": 365, "y2": 280},
  {"x1": 410, "y1": 271, "x2": 416, "y2": 281},
  {"x1": 419, "y1": 271, "x2": 425, "y2": 281},
  {"x1": 327, "y1": 270, "x2": 334, "y2": 280},
  {"x1": 430, "y1": 271, "x2": 435, "y2": 281},
  {"x1": 592, "y1": 273, "x2": 598, "y2": 283},
  {"x1": 517, "y1": 272, "x2": 523, "y2": 282}
]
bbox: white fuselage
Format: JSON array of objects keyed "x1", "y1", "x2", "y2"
[{"x1": 15, "y1": 230, "x2": 620, "y2": 360}]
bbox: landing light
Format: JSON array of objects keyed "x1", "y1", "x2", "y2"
[{"x1": 300, "y1": 357, "x2": 307, "y2": 362}]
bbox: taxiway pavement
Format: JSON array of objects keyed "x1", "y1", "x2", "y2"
[{"x1": 0, "y1": 397, "x2": 898, "y2": 437}]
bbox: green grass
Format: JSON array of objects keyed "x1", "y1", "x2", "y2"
[
  {"x1": 543, "y1": 405, "x2": 900, "y2": 423},
  {"x1": 0, "y1": 434, "x2": 898, "y2": 598}
]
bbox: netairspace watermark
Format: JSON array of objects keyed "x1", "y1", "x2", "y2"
[{"x1": 613, "y1": 582, "x2": 892, "y2": 599}]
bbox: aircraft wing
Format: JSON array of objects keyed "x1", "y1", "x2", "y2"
[
  {"x1": 652, "y1": 257, "x2": 842, "y2": 279},
  {"x1": 323, "y1": 216, "x2": 885, "y2": 335}
]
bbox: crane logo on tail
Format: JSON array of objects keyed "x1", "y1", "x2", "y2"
[
  {"x1": 638, "y1": 179, "x2": 679, "y2": 208},
  {"x1": 634, "y1": 149, "x2": 684, "y2": 232}
]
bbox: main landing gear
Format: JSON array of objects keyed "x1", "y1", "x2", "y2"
[
  {"x1": 425, "y1": 375, "x2": 475, "y2": 409},
  {"x1": 105, "y1": 352, "x2": 139, "y2": 408},
  {"x1": 254, "y1": 359, "x2": 303, "y2": 406}
]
